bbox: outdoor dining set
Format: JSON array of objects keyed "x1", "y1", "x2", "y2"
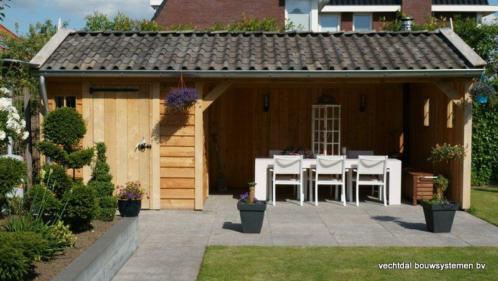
[{"x1": 254, "y1": 152, "x2": 403, "y2": 207}]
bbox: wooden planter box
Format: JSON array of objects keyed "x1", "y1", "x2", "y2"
[{"x1": 403, "y1": 172, "x2": 434, "y2": 205}]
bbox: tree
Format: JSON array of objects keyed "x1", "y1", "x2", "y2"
[
  {"x1": 0, "y1": 0, "x2": 10, "y2": 21},
  {"x1": 85, "y1": 12, "x2": 162, "y2": 32},
  {"x1": 88, "y1": 143, "x2": 116, "y2": 221}
]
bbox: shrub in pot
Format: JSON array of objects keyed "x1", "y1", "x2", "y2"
[
  {"x1": 116, "y1": 181, "x2": 144, "y2": 217},
  {"x1": 237, "y1": 182, "x2": 266, "y2": 234},
  {"x1": 422, "y1": 144, "x2": 465, "y2": 233}
]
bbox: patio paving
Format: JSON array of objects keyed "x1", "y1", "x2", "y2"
[{"x1": 112, "y1": 195, "x2": 498, "y2": 281}]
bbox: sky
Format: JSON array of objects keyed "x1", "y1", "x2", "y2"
[{"x1": 2, "y1": 0, "x2": 498, "y2": 35}]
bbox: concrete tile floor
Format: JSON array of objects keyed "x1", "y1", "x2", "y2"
[{"x1": 112, "y1": 195, "x2": 498, "y2": 281}]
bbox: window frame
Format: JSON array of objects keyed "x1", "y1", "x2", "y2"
[
  {"x1": 352, "y1": 13, "x2": 373, "y2": 32},
  {"x1": 319, "y1": 13, "x2": 341, "y2": 32}
]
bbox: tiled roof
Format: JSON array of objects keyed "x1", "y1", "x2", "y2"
[
  {"x1": 433, "y1": 0, "x2": 489, "y2": 4},
  {"x1": 327, "y1": 0, "x2": 400, "y2": 5},
  {"x1": 39, "y1": 30, "x2": 485, "y2": 75}
]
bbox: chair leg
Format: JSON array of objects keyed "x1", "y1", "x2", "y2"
[
  {"x1": 341, "y1": 184, "x2": 346, "y2": 206},
  {"x1": 335, "y1": 185, "x2": 339, "y2": 201},
  {"x1": 383, "y1": 185, "x2": 387, "y2": 206},
  {"x1": 315, "y1": 184, "x2": 318, "y2": 206},
  {"x1": 356, "y1": 184, "x2": 360, "y2": 207},
  {"x1": 272, "y1": 183, "x2": 276, "y2": 206}
]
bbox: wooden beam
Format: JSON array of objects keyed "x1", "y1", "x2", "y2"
[
  {"x1": 434, "y1": 81, "x2": 462, "y2": 104},
  {"x1": 81, "y1": 82, "x2": 92, "y2": 183},
  {"x1": 461, "y1": 81, "x2": 473, "y2": 210},
  {"x1": 194, "y1": 82, "x2": 205, "y2": 210},
  {"x1": 151, "y1": 83, "x2": 161, "y2": 210},
  {"x1": 202, "y1": 82, "x2": 232, "y2": 111}
]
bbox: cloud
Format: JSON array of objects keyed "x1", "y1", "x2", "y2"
[
  {"x1": 54, "y1": 0, "x2": 154, "y2": 18},
  {"x1": 16, "y1": 0, "x2": 155, "y2": 19}
]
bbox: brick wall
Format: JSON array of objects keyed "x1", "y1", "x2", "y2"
[
  {"x1": 154, "y1": 0, "x2": 285, "y2": 29},
  {"x1": 402, "y1": 0, "x2": 432, "y2": 24}
]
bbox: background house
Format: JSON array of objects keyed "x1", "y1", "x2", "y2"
[
  {"x1": 151, "y1": 0, "x2": 498, "y2": 31},
  {"x1": 0, "y1": 24, "x2": 17, "y2": 51}
]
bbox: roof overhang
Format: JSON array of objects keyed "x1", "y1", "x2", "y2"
[
  {"x1": 321, "y1": 5, "x2": 401, "y2": 12},
  {"x1": 432, "y1": 5, "x2": 498, "y2": 14},
  {"x1": 37, "y1": 69, "x2": 484, "y2": 79}
]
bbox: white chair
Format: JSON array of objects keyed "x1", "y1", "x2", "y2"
[
  {"x1": 355, "y1": 156, "x2": 388, "y2": 207},
  {"x1": 313, "y1": 155, "x2": 346, "y2": 206},
  {"x1": 272, "y1": 155, "x2": 304, "y2": 206}
]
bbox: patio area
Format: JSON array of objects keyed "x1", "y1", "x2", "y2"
[{"x1": 113, "y1": 195, "x2": 498, "y2": 281}]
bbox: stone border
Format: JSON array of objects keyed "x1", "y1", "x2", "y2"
[{"x1": 53, "y1": 217, "x2": 138, "y2": 281}]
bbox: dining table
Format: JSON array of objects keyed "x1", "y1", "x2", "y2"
[{"x1": 254, "y1": 158, "x2": 402, "y2": 205}]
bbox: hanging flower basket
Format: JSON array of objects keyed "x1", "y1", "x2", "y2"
[
  {"x1": 471, "y1": 79, "x2": 496, "y2": 106},
  {"x1": 166, "y1": 74, "x2": 198, "y2": 112}
]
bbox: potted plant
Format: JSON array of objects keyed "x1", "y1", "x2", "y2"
[
  {"x1": 165, "y1": 74, "x2": 198, "y2": 112},
  {"x1": 116, "y1": 181, "x2": 144, "y2": 217},
  {"x1": 421, "y1": 143, "x2": 465, "y2": 233},
  {"x1": 237, "y1": 182, "x2": 266, "y2": 233}
]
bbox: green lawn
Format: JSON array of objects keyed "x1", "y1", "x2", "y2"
[
  {"x1": 198, "y1": 246, "x2": 498, "y2": 281},
  {"x1": 469, "y1": 186, "x2": 498, "y2": 226}
]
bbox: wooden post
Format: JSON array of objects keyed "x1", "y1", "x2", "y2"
[
  {"x1": 81, "y1": 82, "x2": 92, "y2": 183},
  {"x1": 461, "y1": 81, "x2": 473, "y2": 209},
  {"x1": 194, "y1": 82, "x2": 205, "y2": 210},
  {"x1": 151, "y1": 83, "x2": 161, "y2": 210}
]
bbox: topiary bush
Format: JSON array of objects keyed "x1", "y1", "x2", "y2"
[
  {"x1": 42, "y1": 107, "x2": 86, "y2": 149},
  {"x1": 40, "y1": 164, "x2": 72, "y2": 199},
  {"x1": 97, "y1": 196, "x2": 117, "y2": 221},
  {"x1": 472, "y1": 103, "x2": 498, "y2": 185},
  {"x1": 23, "y1": 185, "x2": 62, "y2": 223},
  {"x1": 0, "y1": 242, "x2": 30, "y2": 281},
  {"x1": 0, "y1": 157, "x2": 26, "y2": 209},
  {"x1": 38, "y1": 107, "x2": 94, "y2": 179},
  {"x1": 88, "y1": 142, "x2": 114, "y2": 198},
  {"x1": 62, "y1": 184, "x2": 97, "y2": 232}
]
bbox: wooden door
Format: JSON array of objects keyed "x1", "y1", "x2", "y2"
[{"x1": 88, "y1": 87, "x2": 152, "y2": 209}]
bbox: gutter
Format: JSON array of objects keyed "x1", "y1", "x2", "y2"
[
  {"x1": 37, "y1": 69, "x2": 485, "y2": 79},
  {"x1": 39, "y1": 76, "x2": 49, "y2": 115}
]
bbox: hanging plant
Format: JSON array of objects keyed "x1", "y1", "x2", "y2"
[
  {"x1": 470, "y1": 78, "x2": 496, "y2": 107},
  {"x1": 166, "y1": 74, "x2": 198, "y2": 111}
]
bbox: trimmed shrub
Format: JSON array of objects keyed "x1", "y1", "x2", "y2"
[
  {"x1": 0, "y1": 243, "x2": 30, "y2": 281},
  {"x1": 97, "y1": 196, "x2": 117, "y2": 221},
  {"x1": 41, "y1": 164, "x2": 72, "y2": 199},
  {"x1": 0, "y1": 231, "x2": 49, "y2": 262},
  {"x1": 62, "y1": 184, "x2": 97, "y2": 232},
  {"x1": 24, "y1": 185, "x2": 62, "y2": 223},
  {"x1": 0, "y1": 157, "x2": 26, "y2": 208},
  {"x1": 48, "y1": 220, "x2": 77, "y2": 248},
  {"x1": 42, "y1": 107, "x2": 86, "y2": 149}
]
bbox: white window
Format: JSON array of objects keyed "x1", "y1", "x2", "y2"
[
  {"x1": 353, "y1": 14, "x2": 372, "y2": 32},
  {"x1": 319, "y1": 14, "x2": 341, "y2": 32},
  {"x1": 286, "y1": 0, "x2": 311, "y2": 31}
]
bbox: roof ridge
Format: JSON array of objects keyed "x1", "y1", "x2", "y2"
[{"x1": 69, "y1": 30, "x2": 438, "y2": 36}]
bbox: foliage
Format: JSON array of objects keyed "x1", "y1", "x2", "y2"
[
  {"x1": 0, "y1": 0, "x2": 10, "y2": 21},
  {"x1": 97, "y1": 196, "x2": 117, "y2": 221},
  {"x1": 428, "y1": 143, "x2": 466, "y2": 166},
  {"x1": 0, "y1": 243, "x2": 30, "y2": 281},
  {"x1": 381, "y1": 13, "x2": 449, "y2": 32},
  {"x1": 49, "y1": 220, "x2": 77, "y2": 248},
  {"x1": 5, "y1": 196, "x2": 24, "y2": 216},
  {"x1": 0, "y1": 231, "x2": 49, "y2": 262},
  {"x1": 42, "y1": 107, "x2": 86, "y2": 149},
  {"x1": 472, "y1": 104, "x2": 498, "y2": 185},
  {"x1": 166, "y1": 88, "x2": 198, "y2": 111},
  {"x1": 40, "y1": 164, "x2": 72, "y2": 198},
  {"x1": 85, "y1": 12, "x2": 162, "y2": 32},
  {"x1": 62, "y1": 184, "x2": 97, "y2": 232},
  {"x1": 0, "y1": 157, "x2": 25, "y2": 209},
  {"x1": 0, "y1": 97, "x2": 29, "y2": 146},
  {"x1": 38, "y1": 107, "x2": 93, "y2": 178},
  {"x1": 116, "y1": 181, "x2": 144, "y2": 200},
  {"x1": 23, "y1": 185, "x2": 61, "y2": 223},
  {"x1": 167, "y1": 16, "x2": 292, "y2": 32}
]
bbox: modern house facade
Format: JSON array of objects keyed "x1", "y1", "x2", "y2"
[
  {"x1": 32, "y1": 28, "x2": 484, "y2": 210},
  {"x1": 151, "y1": 0, "x2": 498, "y2": 31}
]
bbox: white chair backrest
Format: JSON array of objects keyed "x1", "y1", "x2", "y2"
[
  {"x1": 269, "y1": 150, "x2": 283, "y2": 157},
  {"x1": 357, "y1": 156, "x2": 387, "y2": 175},
  {"x1": 273, "y1": 155, "x2": 302, "y2": 175},
  {"x1": 316, "y1": 155, "x2": 345, "y2": 175},
  {"x1": 347, "y1": 150, "x2": 373, "y2": 159}
]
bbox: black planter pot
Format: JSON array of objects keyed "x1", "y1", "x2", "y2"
[
  {"x1": 237, "y1": 201, "x2": 267, "y2": 233},
  {"x1": 421, "y1": 201, "x2": 458, "y2": 233},
  {"x1": 118, "y1": 200, "x2": 142, "y2": 217}
]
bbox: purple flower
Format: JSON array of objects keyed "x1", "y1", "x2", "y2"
[
  {"x1": 240, "y1": 192, "x2": 249, "y2": 201},
  {"x1": 166, "y1": 88, "x2": 198, "y2": 110}
]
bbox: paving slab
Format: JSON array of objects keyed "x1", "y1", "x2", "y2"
[{"x1": 113, "y1": 195, "x2": 498, "y2": 281}]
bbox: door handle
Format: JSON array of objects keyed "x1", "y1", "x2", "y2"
[{"x1": 135, "y1": 137, "x2": 152, "y2": 151}]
